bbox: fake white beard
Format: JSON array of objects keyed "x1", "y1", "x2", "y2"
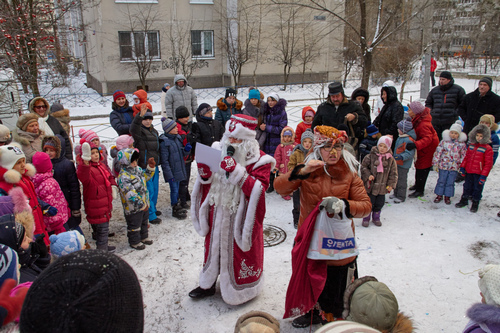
[{"x1": 206, "y1": 137, "x2": 260, "y2": 213}]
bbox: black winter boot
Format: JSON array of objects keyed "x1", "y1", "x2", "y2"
[
  {"x1": 266, "y1": 172, "x2": 275, "y2": 193},
  {"x1": 455, "y1": 196, "x2": 468, "y2": 208},
  {"x1": 291, "y1": 309, "x2": 324, "y2": 328},
  {"x1": 172, "y1": 203, "x2": 187, "y2": 220},
  {"x1": 470, "y1": 200, "x2": 479, "y2": 213}
]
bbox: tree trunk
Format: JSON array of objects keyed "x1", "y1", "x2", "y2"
[{"x1": 361, "y1": 51, "x2": 372, "y2": 89}]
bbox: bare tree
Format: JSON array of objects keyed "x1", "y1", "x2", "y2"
[
  {"x1": 342, "y1": 44, "x2": 358, "y2": 86},
  {"x1": 162, "y1": 20, "x2": 208, "y2": 82},
  {"x1": 295, "y1": 19, "x2": 325, "y2": 86}
]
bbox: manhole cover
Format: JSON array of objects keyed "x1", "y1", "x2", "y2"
[{"x1": 263, "y1": 224, "x2": 287, "y2": 247}]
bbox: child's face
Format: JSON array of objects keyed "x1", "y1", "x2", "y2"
[
  {"x1": 177, "y1": 117, "x2": 189, "y2": 125},
  {"x1": 480, "y1": 120, "x2": 491, "y2": 129},
  {"x1": 44, "y1": 147, "x2": 57, "y2": 159},
  {"x1": 283, "y1": 135, "x2": 292, "y2": 143},
  {"x1": 304, "y1": 115, "x2": 313, "y2": 122},
  {"x1": 26, "y1": 122, "x2": 39, "y2": 134},
  {"x1": 116, "y1": 97, "x2": 127, "y2": 107},
  {"x1": 12, "y1": 158, "x2": 26, "y2": 174},
  {"x1": 169, "y1": 126, "x2": 179, "y2": 135},
  {"x1": 476, "y1": 133, "x2": 483, "y2": 142},
  {"x1": 130, "y1": 160, "x2": 138, "y2": 168},
  {"x1": 250, "y1": 98, "x2": 259, "y2": 106},
  {"x1": 356, "y1": 96, "x2": 365, "y2": 104},
  {"x1": 302, "y1": 138, "x2": 312, "y2": 150},
  {"x1": 91, "y1": 148, "x2": 100, "y2": 163},
  {"x1": 20, "y1": 234, "x2": 32, "y2": 250},
  {"x1": 142, "y1": 119, "x2": 153, "y2": 128},
  {"x1": 133, "y1": 98, "x2": 140, "y2": 105},
  {"x1": 371, "y1": 134, "x2": 378, "y2": 138},
  {"x1": 449, "y1": 130, "x2": 459, "y2": 140},
  {"x1": 226, "y1": 96, "x2": 236, "y2": 104},
  {"x1": 91, "y1": 138, "x2": 100, "y2": 146},
  {"x1": 267, "y1": 98, "x2": 277, "y2": 108},
  {"x1": 204, "y1": 110, "x2": 213, "y2": 118},
  {"x1": 378, "y1": 143, "x2": 389, "y2": 154},
  {"x1": 128, "y1": 143, "x2": 134, "y2": 148}
]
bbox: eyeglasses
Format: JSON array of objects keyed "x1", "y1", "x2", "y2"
[
  {"x1": 34, "y1": 105, "x2": 47, "y2": 109},
  {"x1": 321, "y1": 144, "x2": 342, "y2": 152}
]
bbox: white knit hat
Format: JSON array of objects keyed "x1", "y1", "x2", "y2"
[
  {"x1": 224, "y1": 114, "x2": 258, "y2": 141},
  {"x1": 0, "y1": 144, "x2": 26, "y2": 170},
  {"x1": 449, "y1": 120, "x2": 463, "y2": 134},
  {"x1": 478, "y1": 264, "x2": 500, "y2": 306},
  {"x1": 0, "y1": 124, "x2": 11, "y2": 143}
]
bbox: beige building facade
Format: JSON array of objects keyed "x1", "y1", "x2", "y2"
[{"x1": 82, "y1": 0, "x2": 345, "y2": 94}]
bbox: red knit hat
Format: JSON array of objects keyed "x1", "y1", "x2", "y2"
[
  {"x1": 225, "y1": 114, "x2": 258, "y2": 141},
  {"x1": 79, "y1": 128, "x2": 99, "y2": 145},
  {"x1": 113, "y1": 90, "x2": 126, "y2": 102}
]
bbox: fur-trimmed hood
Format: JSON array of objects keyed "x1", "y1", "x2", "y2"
[
  {"x1": 442, "y1": 129, "x2": 467, "y2": 143},
  {"x1": 12, "y1": 128, "x2": 44, "y2": 146},
  {"x1": 50, "y1": 108, "x2": 71, "y2": 133},
  {"x1": 469, "y1": 124, "x2": 491, "y2": 144},
  {"x1": 0, "y1": 163, "x2": 36, "y2": 186},
  {"x1": 41, "y1": 135, "x2": 62, "y2": 159},
  {"x1": 216, "y1": 97, "x2": 243, "y2": 111},
  {"x1": 466, "y1": 303, "x2": 500, "y2": 329},
  {"x1": 280, "y1": 126, "x2": 296, "y2": 144},
  {"x1": 352, "y1": 87, "x2": 370, "y2": 106},
  {"x1": 28, "y1": 97, "x2": 50, "y2": 117},
  {"x1": 262, "y1": 98, "x2": 287, "y2": 115}
]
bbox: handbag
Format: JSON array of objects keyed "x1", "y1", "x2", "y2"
[{"x1": 307, "y1": 209, "x2": 358, "y2": 260}]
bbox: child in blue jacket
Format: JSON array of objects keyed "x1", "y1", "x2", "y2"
[{"x1": 392, "y1": 117, "x2": 416, "y2": 203}]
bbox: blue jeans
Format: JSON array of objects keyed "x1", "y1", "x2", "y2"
[
  {"x1": 434, "y1": 169, "x2": 458, "y2": 197},
  {"x1": 168, "y1": 180, "x2": 180, "y2": 206},
  {"x1": 147, "y1": 166, "x2": 159, "y2": 221}
]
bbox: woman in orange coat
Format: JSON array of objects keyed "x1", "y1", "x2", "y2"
[{"x1": 275, "y1": 126, "x2": 371, "y2": 328}]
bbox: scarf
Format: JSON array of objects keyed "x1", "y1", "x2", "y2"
[
  {"x1": 376, "y1": 153, "x2": 392, "y2": 173},
  {"x1": 38, "y1": 115, "x2": 54, "y2": 136}
]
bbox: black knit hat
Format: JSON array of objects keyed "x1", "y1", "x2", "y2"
[
  {"x1": 439, "y1": 71, "x2": 453, "y2": 80},
  {"x1": 479, "y1": 77, "x2": 492, "y2": 89},
  {"x1": 328, "y1": 81, "x2": 344, "y2": 96},
  {"x1": 225, "y1": 88, "x2": 237, "y2": 99},
  {"x1": 20, "y1": 249, "x2": 144, "y2": 333},
  {"x1": 175, "y1": 106, "x2": 190, "y2": 119},
  {"x1": 196, "y1": 103, "x2": 212, "y2": 117}
]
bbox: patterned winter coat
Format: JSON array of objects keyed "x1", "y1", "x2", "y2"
[
  {"x1": 159, "y1": 133, "x2": 188, "y2": 182},
  {"x1": 12, "y1": 129, "x2": 45, "y2": 163},
  {"x1": 262, "y1": 98, "x2": 288, "y2": 156},
  {"x1": 117, "y1": 148, "x2": 154, "y2": 215},
  {"x1": 411, "y1": 108, "x2": 439, "y2": 169},
  {"x1": 32, "y1": 171, "x2": 70, "y2": 234},
  {"x1": 274, "y1": 126, "x2": 296, "y2": 174},
  {"x1": 393, "y1": 130, "x2": 416, "y2": 169},
  {"x1": 110, "y1": 105, "x2": 134, "y2": 136},
  {"x1": 76, "y1": 155, "x2": 117, "y2": 224},
  {"x1": 432, "y1": 130, "x2": 467, "y2": 171},
  {"x1": 130, "y1": 113, "x2": 160, "y2": 169},
  {"x1": 361, "y1": 146, "x2": 398, "y2": 196},
  {"x1": 215, "y1": 98, "x2": 243, "y2": 127},
  {"x1": 460, "y1": 125, "x2": 493, "y2": 177},
  {"x1": 294, "y1": 107, "x2": 315, "y2": 144}
]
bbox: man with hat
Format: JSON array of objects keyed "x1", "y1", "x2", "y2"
[
  {"x1": 425, "y1": 71, "x2": 466, "y2": 140},
  {"x1": 189, "y1": 114, "x2": 275, "y2": 305},
  {"x1": 312, "y1": 81, "x2": 368, "y2": 152},
  {"x1": 458, "y1": 77, "x2": 500, "y2": 134}
]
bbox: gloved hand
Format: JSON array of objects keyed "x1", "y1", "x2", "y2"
[
  {"x1": 112, "y1": 185, "x2": 118, "y2": 200},
  {"x1": 405, "y1": 142, "x2": 416, "y2": 151},
  {"x1": 0, "y1": 279, "x2": 29, "y2": 326},
  {"x1": 71, "y1": 210, "x2": 81, "y2": 217},
  {"x1": 32, "y1": 234, "x2": 48, "y2": 258},
  {"x1": 221, "y1": 156, "x2": 237, "y2": 174},
  {"x1": 197, "y1": 163, "x2": 212, "y2": 179},
  {"x1": 479, "y1": 175, "x2": 487, "y2": 185},
  {"x1": 393, "y1": 155, "x2": 402, "y2": 161},
  {"x1": 319, "y1": 196, "x2": 344, "y2": 215},
  {"x1": 459, "y1": 168, "x2": 466, "y2": 177},
  {"x1": 43, "y1": 205, "x2": 58, "y2": 216},
  {"x1": 184, "y1": 143, "x2": 192, "y2": 152},
  {"x1": 81, "y1": 142, "x2": 91, "y2": 161},
  {"x1": 147, "y1": 157, "x2": 156, "y2": 168}
]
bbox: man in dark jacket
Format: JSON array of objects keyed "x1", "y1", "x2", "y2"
[
  {"x1": 459, "y1": 77, "x2": 500, "y2": 134},
  {"x1": 425, "y1": 71, "x2": 465, "y2": 140},
  {"x1": 312, "y1": 82, "x2": 368, "y2": 150}
]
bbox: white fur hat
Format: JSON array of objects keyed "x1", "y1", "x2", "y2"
[
  {"x1": 449, "y1": 120, "x2": 463, "y2": 134},
  {"x1": 478, "y1": 264, "x2": 500, "y2": 306},
  {"x1": 224, "y1": 114, "x2": 258, "y2": 141},
  {"x1": 0, "y1": 144, "x2": 26, "y2": 170}
]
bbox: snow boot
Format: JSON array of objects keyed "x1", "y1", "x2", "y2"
[
  {"x1": 372, "y1": 211, "x2": 382, "y2": 226},
  {"x1": 155, "y1": 211, "x2": 162, "y2": 216},
  {"x1": 189, "y1": 283, "x2": 216, "y2": 299},
  {"x1": 444, "y1": 196, "x2": 451, "y2": 205},
  {"x1": 266, "y1": 172, "x2": 275, "y2": 193},
  {"x1": 434, "y1": 195, "x2": 443, "y2": 203},
  {"x1": 130, "y1": 242, "x2": 146, "y2": 250},
  {"x1": 172, "y1": 203, "x2": 187, "y2": 220},
  {"x1": 362, "y1": 213, "x2": 371, "y2": 228},
  {"x1": 408, "y1": 191, "x2": 424, "y2": 198},
  {"x1": 470, "y1": 200, "x2": 479, "y2": 213},
  {"x1": 141, "y1": 238, "x2": 153, "y2": 245},
  {"x1": 291, "y1": 309, "x2": 324, "y2": 328},
  {"x1": 409, "y1": 185, "x2": 416, "y2": 191},
  {"x1": 455, "y1": 196, "x2": 468, "y2": 208}
]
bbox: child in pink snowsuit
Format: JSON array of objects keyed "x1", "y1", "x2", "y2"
[
  {"x1": 31, "y1": 151, "x2": 70, "y2": 234},
  {"x1": 274, "y1": 126, "x2": 296, "y2": 200}
]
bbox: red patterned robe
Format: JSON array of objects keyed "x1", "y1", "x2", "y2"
[{"x1": 191, "y1": 149, "x2": 274, "y2": 305}]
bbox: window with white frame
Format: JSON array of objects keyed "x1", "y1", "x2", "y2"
[
  {"x1": 190, "y1": 0, "x2": 213, "y2": 4},
  {"x1": 191, "y1": 30, "x2": 214, "y2": 58},
  {"x1": 119, "y1": 31, "x2": 160, "y2": 61}
]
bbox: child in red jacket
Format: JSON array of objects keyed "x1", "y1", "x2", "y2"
[
  {"x1": 295, "y1": 106, "x2": 315, "y2": 144},
  {"x1": 455, "y1": 124, "x2": 493, "y2": 213},
  {"x1": 274, "y1": 126, "x2": 295, "y2": 200},
  {"x1": 77, "y1": 142, "x2": 117, "y2": 251}
]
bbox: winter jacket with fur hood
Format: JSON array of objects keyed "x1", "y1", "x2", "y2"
[
  {"x1": 425, "y1": 78, "x2": 466, "y2": 126},
  {"x1": 12, "y1": 128, "x2": 45, "y2": 163},
  {"x1": 215, "y1": 97, "x2": 243, "y2": 127},
  {"x1": 164, "y1": 74, "x2": 198, "y2": 120},
  {"x1": 432, "y1": 129, "x2": 467, "y2": 171},
  {"x1": 28, "y1": 97, "x2": 72, "y2": 160},
  {"x1": 274, "y1": 126, "x2": 296, "y2": 174},
  {"x1": 117, "y1": 148, "x2": 155, "y2": 215},
  {"x1": 361, "y1": 146, "x2": 398, "y2": 196},
  {"x1": 411, "y1": 108, "x2": 439, "y2": 169},
  {"x1": 463, "y1": 303, "x2": 500, "y2": 333},
  {"x1": 373, "y1": 86, "x2": 404, "y2": 144},
  {"x1": 262, "y1": 98, "x2": 288, "y2": 156},
  {"x1": 460, "y1": 124, "x2": 493, "y2": 177}
]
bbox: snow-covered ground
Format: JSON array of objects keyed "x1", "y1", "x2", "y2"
[{"x1": 4, "y1": 76, "x2": 500, "y2": 332}]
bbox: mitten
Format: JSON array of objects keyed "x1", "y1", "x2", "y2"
[
  {"x1": 112, "y1": 185, "x2": 118, "y2": 200},
  {"x1": 459, "y1": 168, "x2": 466, "y2": 177},
  {"x1": 147, "y1": 157, "x2": 156, "y2": 168},
  {"x1": 220, "y1": 156, "x2": 237, "y2": 173},
  {"x1": 405, "y1": 142, "x2": 416, "y2": 151},
  {"x1": 184, "y1": 143, "x2": 192, "y2": 152},
  {"x1": 319, "y1": 196, "x2": 344, "y2": 215},
  {"x1": 479, "y1": 175, "x2": 487, "y2": 185},
  {"x1": 393, "y1": 155, "x2": 402, "y2": 161},
  {"x1": 197, "y1": 163, "x2": 212, "y2": 179},
  {"x1": 43, "y1": 205, "x2": 58, "y2": 216},
  {"x1": 32, "y1": 234, "x2": 48, "y2": 258},
  {"x1": 81, "y1": 142, "x2": 91, "y2": 161},
  {"x1": 0, "y1": 279, "x2": 28, "y2": 326},
  {"x1": 71, "y1": 210, "x2": 81, "y2": 217}
]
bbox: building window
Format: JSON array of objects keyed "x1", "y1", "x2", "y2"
[
  {"x1": 190, "y1": 0, "x2": 214, "y2": 3},
  {"x1": 191, "y1": 30, "x2": 214, "y2": 58},
  {"x1": 118, "y1": 31, "x2": 160, "y2": 61}
]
